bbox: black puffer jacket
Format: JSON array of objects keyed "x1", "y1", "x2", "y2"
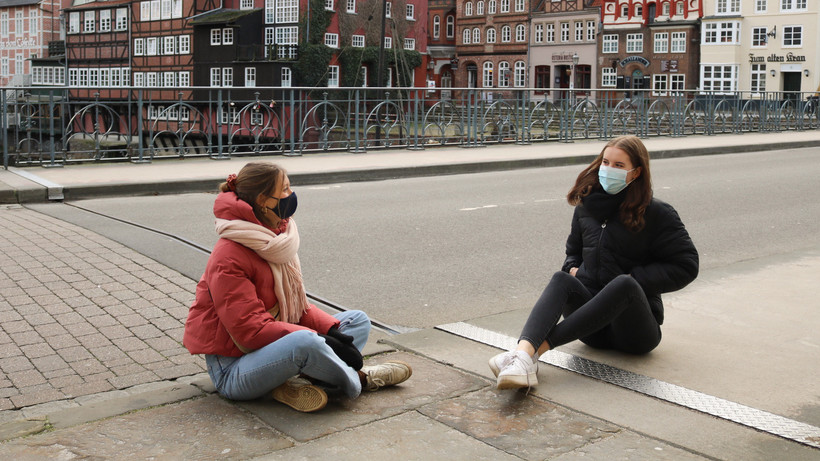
[{"x1": 561, "y1": 193, "x2": 699, "y2": 325}]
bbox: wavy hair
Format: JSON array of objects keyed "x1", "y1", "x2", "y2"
[{"x1": 566, "y1": 135, "x2": 653, "y2": 232}]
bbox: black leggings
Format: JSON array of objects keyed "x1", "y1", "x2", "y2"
[{"x1": 519, "y1": 272, "x2": 661, "y2": 355}]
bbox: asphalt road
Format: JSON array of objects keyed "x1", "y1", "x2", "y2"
[{"x1": 29, "y1": 147, "x2": 820, "y2": 331}]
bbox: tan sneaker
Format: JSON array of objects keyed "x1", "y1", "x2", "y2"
[
  {"x1": 361, "y1": 360, "x2": 413, "y2": 391},
  {"x1": 272, "y1": 376, "x2": 328, "y2": 412}
]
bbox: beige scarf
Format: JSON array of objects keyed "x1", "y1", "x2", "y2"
[{"x1": 214, "y1": 217, "x2": 310, "y2": 324}]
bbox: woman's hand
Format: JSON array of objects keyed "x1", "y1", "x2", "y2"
[
  {"x1": 569, "y1": 267, "x2": 578, "y2": 277},
  {"x1": 319, "y1": 327, "x2": 363, "y2": 370}
]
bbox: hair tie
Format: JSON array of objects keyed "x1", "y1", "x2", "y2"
[{"x1": 226, "y1": 174, "x2": 237, "y2": 191}]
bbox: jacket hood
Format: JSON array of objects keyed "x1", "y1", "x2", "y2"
[{"x1": 213, "y1": 191, "x2": 263, "y2": 225}]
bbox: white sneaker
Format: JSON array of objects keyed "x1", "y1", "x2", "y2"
[
  {"x1": 361, "y1": 361, "x2": 413, "y2": 391},
  {"x1": 496, "y1": 350, "x2": 538, "y2": 390},
  {"x1": 488, "y1": 351, "x2": 516, "y2": 377}
]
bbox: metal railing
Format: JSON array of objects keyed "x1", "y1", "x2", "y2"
[{"x1": 2, "y1": 86, "x2": 818, "y2": 168}]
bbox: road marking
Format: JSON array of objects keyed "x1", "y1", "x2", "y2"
[
  {"x1": 459, "y1": 204, "x2": 498, "y2": 211},
  {"x1": 436, "y1": 321, "x2": 820, "y2": 450}
]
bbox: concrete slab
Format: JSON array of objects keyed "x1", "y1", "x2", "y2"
[
  {"x1": 551, "y1": 430, "x2": 710, "y2": 460},
  {"x1": 237, "y1": 351, "x2": 487, "y2": 442},
  {"x1": 0, "y1": 395, "x2": 293, "y2": 460},
  {"x1": 253, "y1": 411, "x2": 521, "y2": 461}
]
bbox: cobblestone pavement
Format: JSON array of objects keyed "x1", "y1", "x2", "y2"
[{"x1": 0, "y1": 205, "x2": 205, "y2": 410}]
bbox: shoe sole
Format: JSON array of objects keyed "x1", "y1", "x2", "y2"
[
  {"x1": 272, "y1": 383, "x2": 328, "y2": 412},
  {"x1": 496, "y1": 373, "x2": 538, "y2": 390}
]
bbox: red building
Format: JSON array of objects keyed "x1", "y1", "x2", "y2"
[
  {"x1": 427, "y1": 0, "x2": 456, "y2": 98},
  {"x1": 1, "y1": 0, "x2": 62, "y2": 88}
]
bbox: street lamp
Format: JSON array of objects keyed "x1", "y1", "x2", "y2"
[{"x1": 570, "y1": 52, "x2": 579, "y2": 102}]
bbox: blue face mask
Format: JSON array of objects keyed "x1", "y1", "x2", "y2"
[
  {"x1": 598, "y1": 165, "x2": 635, "y2": 195},
  {"x1": 268, "y1": 191, "x2": 298, "y2": 219}
]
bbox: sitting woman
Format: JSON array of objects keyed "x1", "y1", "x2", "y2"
[
  {"x1": 184, "y1": 162, "x2": 411, "y2": 412},
  {"x1": 490, "y1": 135, "x2": 699, "y2": 389}
]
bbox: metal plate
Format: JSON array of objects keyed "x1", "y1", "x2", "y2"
[{"x1": 436, "y1": 321, "x2": 820, "y2": 450}]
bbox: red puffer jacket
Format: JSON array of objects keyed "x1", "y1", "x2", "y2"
[{"x1": 183, "y1": 192, "x2": 339, "y2": 357}]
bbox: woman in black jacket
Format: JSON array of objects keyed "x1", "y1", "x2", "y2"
[{"x1": 489, "y1": 135, "x2": 699, "y2": 390}]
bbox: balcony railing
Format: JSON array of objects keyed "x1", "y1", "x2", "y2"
[{"x1": 2, "y1": 86, "x2": 818, "y2": 168}]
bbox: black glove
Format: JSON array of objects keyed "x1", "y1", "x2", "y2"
[
  {"x1": 319, "y1": 329, "x2": 363, "y2": 370},
  {"x1": 326, "y1": 326, "x2": 355, "y2": 345}
]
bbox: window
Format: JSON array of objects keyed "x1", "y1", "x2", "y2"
[
  {"x1": 110, "y1": 68, "x2": 120, "y2": 87},
  {"x1": 281, "y1": 67, "x2": 292, "y2": 87},
  {"x1": 406, "y1": 4, "x2": 414, "y2": 20},
  {"x1": 515, "y1": 24, "x2": 525, "y2": 42},
  {"x1": 223, "y1": 28, "x2": 233, "y2": 45},
  {"x1": 161, "y1": 0, "x2": 172, "y2": 19},
  {"x1": 574, "y1": 21, "x2": 583, "y2": 42},
  {"x1": 514, "y1": 61, "x2": 525, "y2": 87},
  {"x1": 179, "y1": 71, "x2": 190, "y2": 87},
  {"x1": 245, "y1": 67, "x2": 256, "y2": 87},
  {"x1": 179, "y1": 35, "x2": 190, "y2": 53},
  {"x1": 663, "y1": 3, "x2": 670, "y2": 16},
  {"x1": 635, "y1": 4, "x2": 642, "y2": 16},
  {"x1": 586, "y1": 21, "x2": 595, "y2": 41},
  {"x1": 163, "y1": 72, "x2": 175, "y2": 87},
  {"x1": 325, "y1": 33, "x2": 338, "y2": 47},
  {"x1": 359, "y1": 66, "x2": 367, "y2": 87},
  {"x1": 211, "y1": 28, "x2": 221, "y2": 45},
  {"x1": 501, "y1": 25, "x2": 511, "y2": 42},
  {"x1": 626, "y1": 33, "x2": 643, "y2": 52},
  {"x1": 780, "y1": 0, "x2": 806, "y2": 11},
  {"x1": 654, "y1": 32, "x2": 668, "y2": 53},
  {"x1": 483, "y1": 61, "x2": 493, "y2": 87},
  {"x1": 621, "y1": 4, "x2": 628, "y2": 16},
  {"x1": 755, "y1": 0, "x2": 767, "y2": 12},
  {"x1": 671, "y1": 32, "x2": 686, "y2": 53},
  {"x1": 14, "y1": 11, "x2": 22, "y2": 34},
  {"x1": 15, "y1": 54, "x2": 23, "y2": 74},
  {"x1": 275, "y1": 26, "x2": 298, "y2": 59},
  {"x1": 487, "y1": 28, "x2": 496, "y2": 43},
  {"x1": 783, "y1": 25, "x2": 802, "y2": 47},
  {"x1": 84, "y1": 11, "x2": 95, "y2": 33},
  {"x1": 146, "y1": 72, "x2": 157, "y2": 88},
  {"x1": 534, "y1": 65, "x2": 550, "y2": 93},
  {"x1": 328, "y1": 65, "x2": 339, "y2": 87},
  {"x1": 446, "y1": 16, "x2": 454, "y2": 38},
  {"x1": 602, "y1": 67, "x2": 616, "y2": 87},
  {"x1": 476, "y1": 1, "x2": 484, "y2": 15},
  {"x1": 209, "y1": 68, "x2": 220, "y2": 86},
  {"x1": 752, "y1": 27, "x2": 767, "y2": 47},
  {"x1": 0, "y1": 58, "x2": 7, "y2": 78},
  {"x1": 140, "y1": 1, "x2": 151, "y2": 20},
  {"x1": 404, "y1": 38, "x2": 415, "y2": 50},
  {"x1": 603, "y1": 34, "x2": 618, "y2": 53},
  {"x1": 473, "y1": 27, "x2": 480, "y2": 43},
  {"x1": 546, "y1": 23, "x2": 554, "y2": 42},
  {"x1": 677, "y1": 2, "x2": 684, "y2": 14},
  {"x1": 384, "y1": 36, "x2": 392, "y2": 48},
  {"x1": 347, "y1": 0, "x2": 355, "y2": 13},
  {"x1": 652, "y1": 74, "x2": 668, "y2": 96},
  {"x1": 146, "y1": 37, "x2": 157, "y2": 55},
  {"x1": 465, "y1": 2, "x2": 472, "y2": 16},
  {"x1": 463, "y1": 28, "x2": 471, "y2": 44},
  {"x1": 488, "y1": 0, "x2": 496, "y2": 13},
  {"x1": 31, "y1": 13, "x2": 39, "y2": 35},
  {"x1": 751, "y1": 64, "x2": 766, "y2": 93},
  {"x1": 701, "y1": 64, "x2": 737, "y2": 93},
  {"x1": 133, "y1": 72, "x2": 144, "y2": 87},
  {"x1": 560, "y1": 22, "x2": 569, "y2": 42},
  {"x1": 704, "y1": 22, "x2": 740, "y2": 44},
  {"x1": 134, "y1": 38, "x2": 144, "y2": 55},
  {"x1": 325, "y1": 0, "x2": 334, "y2": 10},
  {"x1": 277, "y1": 0, "x2": 299, "y2": 22},
  {"x1": 100, "y1": 10, "x2": 111, "y2": 32},
  {"x1": 352, "y1": 34, "x2": 364, "y2": 47},
  {"x1": 500, "y1": 0, "x2": 509, "y2": 13},
  {"x1": 223, "y1": 68, "x2": 233, "y2": 87},
  {"x1": 534, "y1": 24, "x2": 543, "y2": 43},
  {"x1": 433, "y1": 16, "x2": 440, "y2": 39},
  {"x1": 265, "y1": 0, "x2": 275, "y2": 23},
  {"x1": 69, "y1": 12, "x2": 79, "y2": 33},
  {"x1": 670, "y1": 74, "x2": 685, "y2": 93},
  {"x1": 515, "y1": 0, "x2": 524, "y2": 12},
  {"x1": 498, "y1": 61, "x2": 510, "y2": 87},
  {"x1": 164, "y1": 36, "x2": 175, "y2": 54},
  {"x1": 716, "y1": 0, "x2": 740, "y2": 14},
  {"x1": 114, "y1": 8, "x2": 128, "y2": 31},
  {"x1": 385, "y1": 2, "x2": 391, "y2": 17}
]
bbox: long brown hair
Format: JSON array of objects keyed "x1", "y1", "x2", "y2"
[
  {"x1": 567, "y1": 135, "x2": 653, "y2": 231},
  {"x1": 219, "y1": 162, "x2": 286, "y2": 222}
]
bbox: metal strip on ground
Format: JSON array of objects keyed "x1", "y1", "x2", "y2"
[{"x1": 436, "y1": 321, "x2": 820, "y2": 450}]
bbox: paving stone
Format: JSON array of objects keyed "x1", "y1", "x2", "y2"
[
  {"x1": 9, "y1": 330, "x2": 42, "y2": 346},
  {"x1": 19, "y1": 343, "x2": 56, "y2": 359},
  {"x1": 31, "y1": 355, "x2": 70, "y2": 373},
  {"x1": 7, "y1": 369, "x2": 47, "y2": 388}
]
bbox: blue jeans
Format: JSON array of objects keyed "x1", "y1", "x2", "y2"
[{"x1": 206, "y1": 310, "x2": 370, "y2": 400}]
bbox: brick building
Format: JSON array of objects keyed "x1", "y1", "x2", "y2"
[{"x1": 1, "y1": 0, "x2": 62, "y2": 88}]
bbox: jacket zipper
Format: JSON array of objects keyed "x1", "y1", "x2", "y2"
[{"x1": 597, "y1": 220, "x2": 607, "y2": 284}]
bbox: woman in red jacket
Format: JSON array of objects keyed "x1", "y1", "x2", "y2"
[{"x1": 184, "y1": 162, "x2": 411, "y2": 412}]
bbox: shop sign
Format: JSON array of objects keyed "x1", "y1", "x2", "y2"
[
  {"x1": 619, "y1": 56, "x2": 650, "y2": 67},
  {"x1": 0, "y1": 38, "x2": 38, "y2": 50},
  {"x1": 661, "y1": 60, "x2": 678, "y2": 72},
  {"x1": 551, "y1": 52, "x2": 576, "y2": 63},
  {"x1": 749, "y1": 52, "x2": 806, "y2": 63}
]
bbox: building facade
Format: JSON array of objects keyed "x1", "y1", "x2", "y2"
[
  {"x1": 530, "y1": 0, "x2": 600, "y2": 102},
  {"x1": 700, "y1": 0, "x2": 817, "y2": 98},
  {"x1": 600, "y1": 0, "x2": 702, "y2": 100},
  {"x1": 427, "y1": 0, "x2": 456, "y2": 98},
  {"x1": 1, "y1": 0, "x2": 62, "y2": 88}
]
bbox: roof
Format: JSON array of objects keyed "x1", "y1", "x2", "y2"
[
  {"x1": 188, "y1": 8, "x2": 261, "y2": 25},
  {"x1": 0, "y1": 0, "x2": 42, "y2": 8},
  {"x1": 62, "y1": 0, "x2": 132, "y2": 11}
]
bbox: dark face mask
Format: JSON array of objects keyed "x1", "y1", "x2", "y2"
[{"x1": 268, "y1": 191, "x2": 297, "y2": 219}]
